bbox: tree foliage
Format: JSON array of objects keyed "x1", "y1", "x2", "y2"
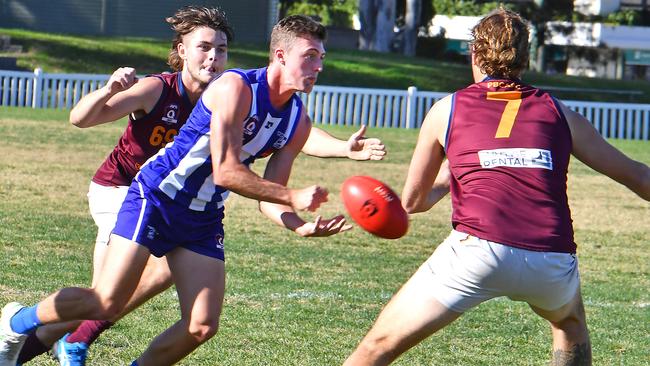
[
  {"x1": 280, "y1": 0, "x2": 357, "y2": 27},
  {"x1": 431, "y1": 0, "x2": 513, "y2": 16}
]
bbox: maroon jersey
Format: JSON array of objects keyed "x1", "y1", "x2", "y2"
[
  {"x1": 92, "y1": 72, "x2": 193, "y2": 187},
  {"x1": 446, "y1": 78, "x2": 575, "y2": 253}
]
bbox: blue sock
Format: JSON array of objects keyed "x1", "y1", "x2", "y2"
[
  {"x1": 130, "y1": 361, "x2": 139, "y2": 366},
  {"x1": 9, "y1": 305, "x2": 42, "y2": 335}
]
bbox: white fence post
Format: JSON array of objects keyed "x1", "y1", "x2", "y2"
[
  {"x1": 406, "y1": 86, "x2": 417, "y2": 129},
  {"x1": 0, "y1": 69, "x2": 648, "y2": 140},
  {"x1": 32, "y1": 68, "x2": 43, "y2": 109}
]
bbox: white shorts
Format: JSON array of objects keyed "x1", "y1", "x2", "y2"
[
  {"x1": 87, "y1": 181, "x2": 130, "y2": 246},
  {"x1": 426, "y1": 230, "x2": 580, "y2": 313}
]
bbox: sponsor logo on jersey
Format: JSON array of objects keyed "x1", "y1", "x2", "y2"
[
  {"x1": 262, "y1": 113, "x2": 282, "y2": 129},
  {"x1": 244, "y1": 116, "x2": 259, "y2": 136},
  {"x1": 486, "y1": 80, "x2": 523, "y2": 90},
  {"x1": 162, "y1": 104, "x2": 179, "y2": 124},
  {"x1": 215, "y1": 234, "x2": 225, "y2": 250},
  {"x1": 273, "y1": 131, "x2": 288, "y2": 149},
  {"x1": 146, "y1": 225, "x2": 158, "y2": 240},
  {"x1": 478, "y1": 148, "x2": 553, "y2": 170}
]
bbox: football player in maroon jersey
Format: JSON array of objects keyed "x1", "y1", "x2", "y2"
[
  {"x1": 345, "y1": 8, "x2": 649, "y2": 366},
  {"x1": 11, "y1": 6, "x2": 384, "y2": 366}
]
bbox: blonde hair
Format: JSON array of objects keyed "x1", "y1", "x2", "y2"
[
  {"x1": 166, "y1": 6, "x2": 233, "y2": 72},
  {"x1": 471, "y1": 8, "x2": 529, "y2": 79},
  {"x1": 269, "y1": 15, "x2": 327, "y2": 62}
]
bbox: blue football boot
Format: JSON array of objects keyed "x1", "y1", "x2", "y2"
[{"x1": 52, "y1": 334, "x2": 88, "y2": 366}]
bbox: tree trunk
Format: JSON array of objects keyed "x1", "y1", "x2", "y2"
[
  {"x1": 403, "y1": 0, "x2": 421, "y2": 56},
  {"x1": 358, "y1": 0, "x2": 395, "y2": 53},
  {"x1": 374, "y1": 0, "x2": 396, "y2": 52},
  {"x1": 358, "y1": 0, "x2": 376, "y2": 50}
]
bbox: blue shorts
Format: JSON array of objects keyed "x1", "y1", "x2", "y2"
[{"x1": 112, "y1": 178, "x2": 225, "y2": 261}]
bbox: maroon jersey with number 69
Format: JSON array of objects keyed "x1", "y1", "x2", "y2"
[
  {"x1": 445, "y1": 78, "x2": 575, "y2": 253},
  {"x1": 92, "y1": 72, "x2": 193, "y2": 187}
]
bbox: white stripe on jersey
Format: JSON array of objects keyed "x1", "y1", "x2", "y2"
[
  {"x1": 189, "y1": 174, "x2": 229, "y2": 211},
  {"x1": 190, "y1": 173, "x2": 216, "y2": 211},
  {"x1": 132, "y1": 180, "x2": 148, "y2": 242},
  {"x1": 159, "y1": 134, "x2": 211, "y2": 199},
  {"x1": 285, "y1": 99, "x2": 300, "y2": 143},
  {"x1": 240, "y1": 98, "x2": 300, "y2": 159},
  {"x1": 242, "y1": 113, "x2": 282, "y2": 155},
  {"x1": 250, "y1": 83, "x2": 258, "y2": 117},
  {"x1": 141, "y1": 140, "x2": 172, "y2": 170}
]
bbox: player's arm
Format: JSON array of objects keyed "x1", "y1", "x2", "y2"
[
  {"x1": 401, "y1": 96, "x2": 452, "y2": 213},
  {"x1": 302, "y1": 124, "x2": 386, "y2": 161},
  {"x1": 560, "y1": 102, "x2": 650, "y2": 200},
  {"x1": 259, "y1": 110, "x2": 351, "y2": 237},
  {"x1": 207, "y1": 75, "x2": 327, "y2": 211},
  {"x1": 69, "y1": 67, "x2": 162, "y2": 128},
  {"x1": 429, "y1": 159, "x2": 451, "y2": 205}
]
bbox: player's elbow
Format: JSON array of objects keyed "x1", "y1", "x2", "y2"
[
  {"x1": 69, "y1": 114, "x2": 85, "y2": 128},
  {"x1": 212, "y1": 164, "x2": 239, "y2": 189},
  {"x1": 212, "y1": 172, "x2": 230, "y2": 188},
  {"x1": 402, "y1": 198, "x2": 422, "y2": 214},
  {"x1": 69, "y1": 111, "x2": 92, "y2": 128},
  {"x1": 630, "y1": 163, "x2": 650, "y2": 201},
  {"x1": 401, "y1": 188, "x2": 425, "y2": 214}
]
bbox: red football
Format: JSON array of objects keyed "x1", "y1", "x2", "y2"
[{"x1": 341, "y1": 176, "x2": 408, "y2": 239}]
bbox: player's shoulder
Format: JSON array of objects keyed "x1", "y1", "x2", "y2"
[
  {"x1": 208, "y1": 72, "x2": 249, "y2": 94},
  {"x1": 434, "y1": 94, "x2": 454, "y2": 109},
  {"x1": 129, "y1": 75, "x2": 166, "y2": 99},
  {"x1": 201, "y1": 71, "x2": 253, "y2": 111},
  {"x1": 427, "y1": 94, "x2": 453, "y2": 121}
]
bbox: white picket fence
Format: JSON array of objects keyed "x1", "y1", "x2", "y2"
[{"x1": 1, "y1": 68, "x2": 649, "y2": 140}]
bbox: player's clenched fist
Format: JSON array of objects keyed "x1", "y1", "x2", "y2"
[
  {"x1": 290, "y1": 185, "x2": 329, "y2": 212},
  {"x1": 106, "y1": 67, "x2": 138, "y2": 95}
]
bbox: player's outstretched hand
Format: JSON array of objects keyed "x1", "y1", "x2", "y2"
[
  {"x1": 346, "y1": 125, "x2": 386, "y2": 161},
  {"x1": 291, "y1": 185, "x2": 329, "y2": 212},
  {"x1": 296, "y1": 215, "x2": 352, "y2": 237},
  {"x1": 106, "y1": 67, "x2": 138, "y2": 95}
]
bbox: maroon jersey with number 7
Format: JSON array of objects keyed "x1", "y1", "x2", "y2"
[{"x1": 445, "y1": 78, "x2": 575, "y2": 253}]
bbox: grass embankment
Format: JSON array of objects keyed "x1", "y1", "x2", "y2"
[{"x1": 2, "y1": 28, "x2": 649, "y2": 103}]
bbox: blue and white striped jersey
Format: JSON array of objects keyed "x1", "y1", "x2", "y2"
[{"x1": 137, "y1": 67, "x2": 304, "y2": 212}]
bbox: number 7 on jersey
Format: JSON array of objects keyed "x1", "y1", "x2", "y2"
[{"x1": 487, "y1": 91, "x2": 522, "y2": 138}]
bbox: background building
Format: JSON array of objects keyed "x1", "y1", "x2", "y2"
[{"x1": 428, "y1": 11, "x2": 650, "y2": 81}]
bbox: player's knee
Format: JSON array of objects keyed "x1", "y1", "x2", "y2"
[
  {"x1": 145, "y1": 270, "x2": 173, "y2": 293},
  {"x1": 94, "y1": 297, "x2": 126, "y2": 320},
  {"x1": 188, "y1": 316, "x2": 220, "y2": 343},
  {"x1": 142, "y1": 261, "x2": 174, "y2": 292},
  {"x1": 551, "y1": 313, "x2": 587, "y2": 334},
  {"x1": 356, "y1": 334, "x2": 399, "y2": 362}
]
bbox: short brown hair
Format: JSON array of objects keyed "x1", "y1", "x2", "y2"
[
  {"x1": 166, "y1": 6, "x2": 234, "y2": 72},
  {"x1": 471, "y1": 8, "x2": 529, "y2": 79},
  {"x1": 269, "y1": 15, "x2": 327, "y2": 62}
]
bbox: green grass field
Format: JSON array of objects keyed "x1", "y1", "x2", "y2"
[
  {"x1": 2, "y1": 27, "x2": 650, "y2": 103},
  {"x1": 0, "y1": 106, "x2": 649, "y2": 365}
]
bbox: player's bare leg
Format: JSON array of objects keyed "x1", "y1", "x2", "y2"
[
  {"x1": 343, "y1": 262, "x2": 462, "y2": 366},
  {"x1": 91, "y1": 237, "x2": 109, "y2": 287},
  {"x1": 22, "y1": 236, "x2": 123, "y2": 349},
  {"x1": 19, "y1": 254, "x2": 172, "y2": 366},
  {"x1": 35, "y1": 235, "x2": 150, "y2": 324},
  {"x1": 530, "y1": 287, "x2": 591, "y2": 366},
  {"x1": 111, "y1": 255, "x2": 174, "y2": 321},
  {"x1": 134, "y1": 247, "x2": 225, "y2": 366}
]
